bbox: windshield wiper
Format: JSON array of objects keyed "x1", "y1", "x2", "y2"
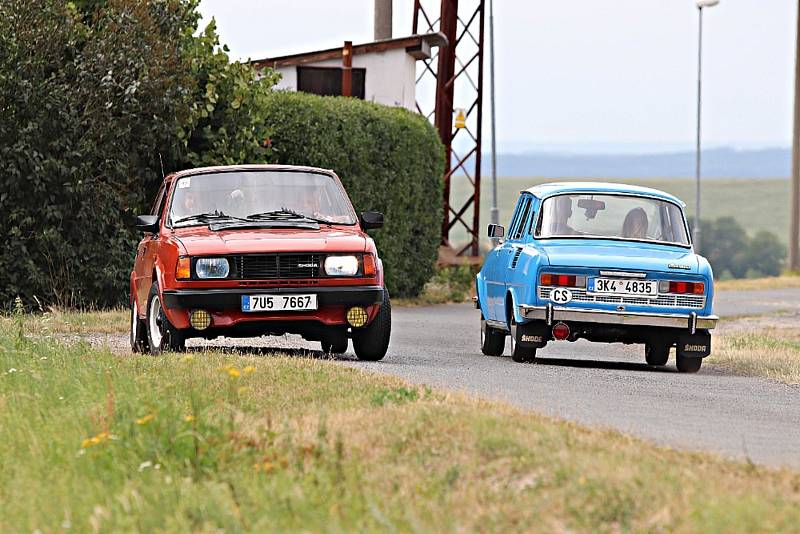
[
  {"x1": 172, "y1": 212, "x2": 248, "y2": 225},
  {"x1": 246, "y1": 209, "x2": 333, "y2": 225}
]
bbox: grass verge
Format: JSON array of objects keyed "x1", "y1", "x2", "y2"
[
  {"x1": 2, "y1": 325, "x2": 800, "y2": 531},
  {"x1": 715, "y1": 274, "x2": 800, "y2": 292},
  {"x1": 713, "y1": 318, "x2": 800, "y2": 384}
]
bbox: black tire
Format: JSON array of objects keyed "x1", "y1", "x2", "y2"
[
  {"x1": 352, "y1": 289, "x2": 391, "y2": 361},
  {"x1": 645, "y1": 343, "x2": 670, "y2": 366},
  {"x1": 321, "y1": 333, "x2": 349, "y2": 354},
  {"x1": 480, "y1": 315, "x2": 505, "y2": 356},
  {"x1": 676, "y1": 355, "x2": 703, "y2": 373},
  {"x1": 509, "y1": 315, "x2": 536, "y2": 363},
  {"x1": 130, "y1": 297, "x2": 149, "y2": 353},
  {"x1": 145, "y1": 282, "x2": 185, "y2": 355}
]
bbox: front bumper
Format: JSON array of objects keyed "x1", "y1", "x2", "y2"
[
  {"x1": 163, "y1": 286, "x2": 384, "y2": 310},
  {"x1": 519, "y1": 303, "x2": 718, "y2": 331}
]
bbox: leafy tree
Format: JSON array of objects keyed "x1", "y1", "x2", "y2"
[
  {"x1": 0, "y1": 0, "x2": 276, "y2": 307},
  {"x1": 692, "y1": 217, "x2": 785, "y2": 279}
]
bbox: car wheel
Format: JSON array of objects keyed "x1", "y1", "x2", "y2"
[
  {"x1": 480, "y1": 315, "x2": 505, "y2": 356},
  {"x1": 130, "y1": 297, "x2": 149, "y2": 353},
  {"x1": 645, "y1": 343, "x2": 670, "y2": 366},
  {"x1": 352, "y1": 289, "x2": 391, "y2": 361},
  {"x1": 676, "y1": 354, "x2": 703, "y2": 373},
  {"x1": 321, "y1": 333, "x2": 348, "y2": 354},
  {"x1": 509, "y1": 316, "x2": 536, "y2": 363},
  {"x1": 146, "y1": 282, "x2": 185, "y2": 355}
]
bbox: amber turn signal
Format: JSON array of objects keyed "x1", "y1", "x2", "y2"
[
  {"x1": 176, "y1": 256, "x2": 191, "y2": 280},
  {"x1": 363, "y1": 254, "x2": 377, "y2": 277}
]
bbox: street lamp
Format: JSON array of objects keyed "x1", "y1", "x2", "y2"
[
  {"x1": 693, "y1": 0, "x2": 720, "y2": 250},
  {"x1": 489, "y1": 0, "x2": 499, "y2": 229}
]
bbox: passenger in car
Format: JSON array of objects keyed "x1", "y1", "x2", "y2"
[{"x1": 622, "y1": 207, "x2": 649, "y2": 239}]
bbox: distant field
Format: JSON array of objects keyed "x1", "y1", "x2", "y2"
[{"x1": 448, "y1": 177, "x2": 790, "y2": 250}]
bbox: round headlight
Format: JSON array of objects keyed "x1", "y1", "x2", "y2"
[
  {"x1": 195, "y1": 258, "x2": 229, "y2": 279},
  {"x1": 324, "y1": 255, "x2": 359, "y2": 276}
]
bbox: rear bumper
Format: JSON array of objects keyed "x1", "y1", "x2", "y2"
[
  {"x1": 519, "y1": 303, "x2": 718, "y2": 331},
  {"x1": 163, "y1": 286, "x2": 384, "y2": 310}
]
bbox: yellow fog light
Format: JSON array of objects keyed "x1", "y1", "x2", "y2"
[
  {"x1": 346, "y1": 307, "x2": 368, "y2": 328},
  {"x1": 190, "y1": 309, "x2": 211, "y2": 330}
]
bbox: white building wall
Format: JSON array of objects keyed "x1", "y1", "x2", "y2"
[{"x1": 270, "y1": 48, "x2": 417, "y2": 111}]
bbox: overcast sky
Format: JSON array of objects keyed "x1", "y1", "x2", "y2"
[{"x1": 198, "y1": 0, "x2": 798, "y2": 154}]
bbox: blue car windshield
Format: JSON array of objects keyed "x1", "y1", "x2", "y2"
[{"x1": 535, "y1": 194, "x2": 690, "y2": 246}]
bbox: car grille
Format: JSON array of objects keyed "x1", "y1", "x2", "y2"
[
  {"x1": 538, "y1": 287, "x2": 706, "y2": 309},
  {"x1": 234, "y1": 254, "x2": 322, "y2": 280}
]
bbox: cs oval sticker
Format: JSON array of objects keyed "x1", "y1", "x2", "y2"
[{"x1": 551, "y1": 288, "x2": 572, "y2": 304}]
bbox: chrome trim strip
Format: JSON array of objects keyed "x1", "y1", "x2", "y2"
[
  {"x1": 518, "y1": 305, "x2": 718, "y2": 330},
  {"x1": 598, "y1": 270, "x2": 648, "y2": 279}
]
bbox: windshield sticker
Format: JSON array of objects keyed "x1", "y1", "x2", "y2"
[{"x1": 178, "y1": 177, "x2": 191, "y2": 189}]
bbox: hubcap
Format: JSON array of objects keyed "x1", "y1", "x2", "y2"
[
  {"x1": 131, "y1": 303, "x2": 138, "y2": 341},
  {"x1": 148, "y1": 295, "x2": 164, "y2": 347},
  {"x1": 510, "y1": 319, "x2": 517, "y2": 353}
]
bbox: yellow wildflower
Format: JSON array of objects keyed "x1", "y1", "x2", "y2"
[
  {"x1": 243, "y1": 365, "x2": 256, "y2": 375},
  {"x1": 81, "y1": 431, "x2": 110, "y2": 449},
  {"x1": 227, "y1": 367, "x2": 241, "y2": 378},
  {"x1": 136, "y1": 413, "x2": 155, "y2": 425},
  {"x1": 183, "y1": 415, "x2": 195, "y2": 423},
  {"x1": 253, "y1": 461, "x2": 275, "y2": 473}
]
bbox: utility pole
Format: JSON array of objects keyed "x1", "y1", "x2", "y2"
[
  {"x1": 489, "y1": 0, "x2": 499, "y2": 228},
  {"x1": 791, "y1": 0, "x2": 800, "y2": 271}
]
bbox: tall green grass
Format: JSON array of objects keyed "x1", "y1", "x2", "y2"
[{"x1": 3, "y1": 323, "x2": 800, "y2": 532}]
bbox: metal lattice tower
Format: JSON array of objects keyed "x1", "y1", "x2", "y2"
[{"x1": 413, "y1": 0, "x2": 486, "y2": 257}]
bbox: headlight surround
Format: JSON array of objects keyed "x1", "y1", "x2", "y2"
[
  {"x1": 195, "y1": 257, "x2": 230, "y2": 279},
  {"x1": 324, "y1": 255, "x2": 360, "y2": 276}
]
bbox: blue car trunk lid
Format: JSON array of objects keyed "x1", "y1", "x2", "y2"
[{"x1": 540, "y1": 240, "x2": 699, "y2": 275}]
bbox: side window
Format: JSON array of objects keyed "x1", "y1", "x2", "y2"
[
  {"x1": 150, "y1": 184, "x2": 167, "y2": 218},
  {"x1": 513, "y1": 197, "x2": 532, "y2": 240},
  {"x1": 506, "y1": 197, "x2": 525, "y2": 238},
  {"x1": 525, "y1": 199, "x2": 539, "y2": 237}
]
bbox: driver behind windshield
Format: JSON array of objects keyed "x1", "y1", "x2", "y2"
[{"x1": 550, "y1": 195, "x2": 577, "y2": 235}]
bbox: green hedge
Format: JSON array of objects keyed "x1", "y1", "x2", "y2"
[{"x1": 263, "y1": 91, "x2": 445, "y2": 297}]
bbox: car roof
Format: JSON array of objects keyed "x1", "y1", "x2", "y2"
[
  {"x1": 524, "y1": 182, "x2": 686, "y2": 207},
  {"x1": 165, "y1": 164, "x2": 337, "y2": 182}
]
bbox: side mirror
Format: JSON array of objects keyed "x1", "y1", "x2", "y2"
[
  {"x1": 361, "y1": 211, "x2": 384, "y2": 230},
  {"x1": 487, "y1": 224, "x2": 505, "y2": 239},
  {"x1": 135, "y1": 215, "x2": 159, "y2": 233}
]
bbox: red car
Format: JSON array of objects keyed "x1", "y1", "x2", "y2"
[{"x1": 129, "y1": 164, "x2": 390, "y2": 360}]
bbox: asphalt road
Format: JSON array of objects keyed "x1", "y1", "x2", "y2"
[{"x1": 181, "y1": 288, "x2": 800, "y2": 468}]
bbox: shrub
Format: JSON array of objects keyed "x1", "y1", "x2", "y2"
[
  {"x1": 0, "y1": 0, "x2": 275, "y2": 307},
  {"x1": 692, "y1": 217, "x2": 786, "y2": 279},
  {"x1": 262, "y1": 91, "x2": 445, "y2": 297}
]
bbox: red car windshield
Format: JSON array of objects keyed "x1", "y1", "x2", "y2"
[
  {"x1": 535, "y1": 194, "x2": 690, "y2": 246},
  {"x1": 168, "y1": 170, "x2": 357, "y2": 226}
]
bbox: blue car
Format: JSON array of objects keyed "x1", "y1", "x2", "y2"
[{"x1": 476, "y1": 182, "x2": 718, "y2": 373}]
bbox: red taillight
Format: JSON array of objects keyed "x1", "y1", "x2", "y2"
[
  {"x1": 540, "y1": 273, "x2": 577, "y2": 287},
  {"x1": 668, "y1": 281, "x2": 705, "y2": 294}
]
